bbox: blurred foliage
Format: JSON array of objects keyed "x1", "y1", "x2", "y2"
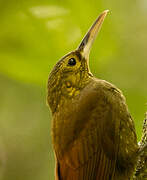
[{"x1": 0, "y1": 0, "x2": 147, "y2": 180}]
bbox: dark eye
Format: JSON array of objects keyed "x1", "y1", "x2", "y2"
[{"x1": 68, "y1": 58, "x2": 76, "y2": 66}]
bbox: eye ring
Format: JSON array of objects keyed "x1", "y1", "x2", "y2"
[{"x1": 68, "y1": 58, "x2": 76, "y2": 66}]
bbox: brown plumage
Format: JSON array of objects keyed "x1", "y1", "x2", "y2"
[{"x1": 47, "y1": 10, "x2": 138, "y2": 180}]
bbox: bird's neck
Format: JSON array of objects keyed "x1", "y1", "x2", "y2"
[{"x1": 47, "y1": 73, "x2": 92, "y2": 114}]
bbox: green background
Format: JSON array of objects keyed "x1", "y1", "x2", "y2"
[{"x1": 0, "y1": 0, "x2": 147, "y2": 180}]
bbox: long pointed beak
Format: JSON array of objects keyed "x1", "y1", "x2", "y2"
[{"x1": 77, "y1": 10, "x2": 109, "y2": 59}]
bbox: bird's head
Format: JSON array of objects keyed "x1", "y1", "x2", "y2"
[{"x1": 47, "y1": 10, "x2": 109, "y2": 113}]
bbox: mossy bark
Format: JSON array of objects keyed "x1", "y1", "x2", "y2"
[{"x1": 133, "y1": 113, "x2": 147, "y2": 179}]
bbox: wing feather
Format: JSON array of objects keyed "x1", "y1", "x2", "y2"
[{"x1": 53, "y1": 81, "x2": 123, "y2": 180}]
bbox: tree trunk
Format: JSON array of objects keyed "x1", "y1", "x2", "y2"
[{"x1": 133, "y1": 112, "x2": 147, "y2": 179}]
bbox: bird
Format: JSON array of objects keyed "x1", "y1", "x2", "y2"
[{"x1": 47, "y1": 10, "x2": 139, "y2": 180}]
